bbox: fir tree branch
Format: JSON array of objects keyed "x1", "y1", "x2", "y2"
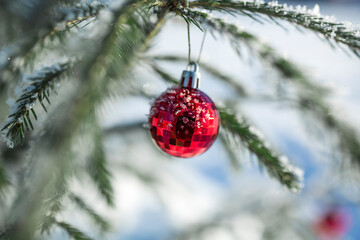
[
  {"x1": 178, "y1": 9, "x2": 360, "y2": 165},
  {"x1": 0, "y1": 0, "x2": 76, "y2": 36},
  {"x1": 87, "y1": 123, "x2": 114, "y2": 207},
  {"x1": 38, "y1": 165, "x2": 70, "y2": 234},
  {"x1": 69, "y1": 193, "x2": 111, "y2": 232},
  {"x1": 219, "y1": 131, "x2": 241, "y2": 170},
  {"x1": 220, "y1": 108, "x2": 303, "y2": 192},
  {"x1": 21, "y1": 2, "x2": 105, "y2": 69},
  {"x1": 146, "y1": 61, "x2": 179, "y2": 85},
  {"x1": 0, "y1": 1, "x2": 104, "y2": 95},
  {"x1": 149, "y1": 53, "x2": 360, "y2": 173},
  {"x1": 195, "y1": 60, "x2": 247, "y2": 96},
  {"x1": 298, "y1": 93, "x2": 360, "y2": 169},
  {"x1": 150, "y1": 54, "x2": 360, "y2": 174},
  {"x1": 121, "y1": 163, "x2": 158, "y2": 184},
  {"x1": 0, "y1": 61, "x2": 71, "y2": 147},
  {"x1": 0, "y1": 146, "x2": 74, "y2": 240},
  {"x1": 190, "y1": 0, "x2": 360, "y2": 56},
  {"x1": 176, "y1": 8, "x2": 324, "y2": 94},
  {"x1": 40, "y1": 6, "x2": 166, "y2": 236},
  {"x1": 56, "y1": 221, "x2": 94, "y2": 240},
  {"x1": 144, "y1": 59, "x2": 301, "y2": 190},
  {"x1": 0, "y1": 2, "x2": 162, "y2": 240},
  {"x1": 146, "y1": 55, "x2": 247, "y2": 96},
  {"x1": 105, "y1": 121, "x2": 146, "y2": 134},
  {"x1": 0, "y1": 158, "x2": 9, "y2": 192},
  {"x1": 0, "y1": 1, "x2": 104, "y2": 70},
  {"x1": 86, "y1": 122, "x2": 160, "y2": 184}
]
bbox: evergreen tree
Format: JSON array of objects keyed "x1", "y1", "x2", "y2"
[{"x1": 0, "y1": 0, "x2": 359, "y2": 239}]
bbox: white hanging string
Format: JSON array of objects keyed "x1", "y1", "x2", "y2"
[
  {"x1": 197, "y1": 29, "x2": 207, "y2": 63},
  {"x1": 186, "y1": 0, "x2": 191, "y2": 62},
  {"x1": 185, "y1": 0, "x2": 207, "y2": 64}
]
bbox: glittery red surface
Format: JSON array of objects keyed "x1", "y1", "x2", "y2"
[{"x1": 149, "y1": 87, "x2": 219, "y2": 158}]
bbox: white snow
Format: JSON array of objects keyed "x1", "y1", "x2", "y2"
[{"x1": 6, "y1": 98, "x2": 15, "y2": 107}]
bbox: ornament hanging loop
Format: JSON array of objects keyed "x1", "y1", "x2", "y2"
[
  {"x1": 186, "y1": 61, "x2": 199, "y2": 72},
  {"x1": 180, "y1": 62, "x2": 201, "y2": 89}
]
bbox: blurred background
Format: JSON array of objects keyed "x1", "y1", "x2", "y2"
[
  {"x1": 44, "y1": 1, "x2": 360, "y2": 240},
  {"x1": 1, "y1": 0, "x2": 359, "y2": 239}
]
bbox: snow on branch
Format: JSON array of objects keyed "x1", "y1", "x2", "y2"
[
  {"x1": 190, "y1": 0, "x2": 360, "y2": 57},
  {"x1": 150, "y1": 54, "x2": 360, "y2": 170},
  {"x1": 178, "y1": 8, "x2": 324, "y2": 93},
  {"x1": 0, "y1": 1, "x2": 104, "y2": 76},
  {"x1": 0, "y1": 61, "x2": 71, "y2": 147},
  {"x1": 1, "y1": 4, "x2": 168, "y2": 240},
  {"x1": 145, "y1": 58, "x2": 302, "y2": 191},
  {"x1": 174, "y1": 9, "x2": 360, "y2": 177},
  {"x1": 220, "y1": 108, "x2": 303, "y2": 192}
]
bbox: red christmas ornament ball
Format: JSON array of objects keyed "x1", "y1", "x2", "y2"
[
  {"x1": 314, "y1": 208, "x2": 351, "y2": 240},
  {"x1": 149, "y1": 86, "x2": 219, "y2": 158}
]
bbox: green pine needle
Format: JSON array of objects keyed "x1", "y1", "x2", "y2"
[
  {"x1": 69, "y1": 193, "x2": 111, "y2": 232},
  {"x1": 177, "y1": 8, "x2": 324, "y2": 93},
  {"x1": 220, "y1": 108, "x2": 303, "y2": 192},
  {"x1": 87, "y1": 129, "x2": 114, "y2": 207},
  {"x1": 219, "y1": 132, "x2": 241, "y2": 170},
  {"x1": 190, "y1": 0, "x2": 360, "y2": 56},
  {"x1": 145, "y1": 60, "x2": 301, "y2": 191},
  {"x1": 0, "y1": 1, "x2": 104, "y2": 74},
  {"x1": 56, "y1": 221, "x2": 94, "y2": 240},
  {"x1": 0, "y1": 160, "x2": 9, "y2": 192},
  {"x1": 148, "y1": 62, "x2": 179, "y2": 85},
  {"x1": 1, "y1": 1, "x2": 359, "y2": 240},
  {"x1": 39, "y1": 170, "x2": 69, "y2": 234},
  {"x1": 149, "y1": 55, "x2": 247, "y2": 96},
  {"x1": 0, "y1": 62, "x2": 70, "y2": 146}
]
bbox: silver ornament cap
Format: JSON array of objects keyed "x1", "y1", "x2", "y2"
[{"x1": 180, "y1": 62, "x2": 201, "y2": 89}]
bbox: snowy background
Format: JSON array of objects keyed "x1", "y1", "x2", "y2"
[{"x1": 49, "y1": 1, "x2": 360, "y2": 239}]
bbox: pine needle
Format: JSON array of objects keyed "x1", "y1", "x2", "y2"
[
  {"x1": 220, "y1": 108, "x2": 303, "y2": 192},
  {"x1": 147, "y1": 62, "x2": 179, "y2": 85},
  {"x1": 177, "y1": 8, "x2": 324, "y2": 94},
  {"x1": 149, "y1": 55, "x2": 248, "y2": 96},
  {"x1": 39, "y1": 166, "x2": 69, "y2": 234},
  {"x1": 56, "y1": 221, "x2": 94, "y2": 240},
  {"x1": 0, "y1": 159, "x2": 9, "y2": 192},
  {"x1": 190, "y1": 0, "x2": 360, "y2": 57},
  {"x1": 87, "y1": 127, "x2": 114, "y2": 207},
  {"x1": 69, "y1": 193, "x2": 111, "y2": 232},
  {"x1": 0, "y1": 62, "x2": 70, "y2": 146}
]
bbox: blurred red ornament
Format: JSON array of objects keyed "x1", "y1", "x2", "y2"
[
  {"x1": 315, "y1": 207, "x2": 351, "y2": 240},
  {"x1": 148, "y1": 62, "x2": 219, "y2": 158}
]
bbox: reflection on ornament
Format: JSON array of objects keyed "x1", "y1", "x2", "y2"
[{"x1": 148, "y1": 62, "x2": 219, "y2": 158}]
